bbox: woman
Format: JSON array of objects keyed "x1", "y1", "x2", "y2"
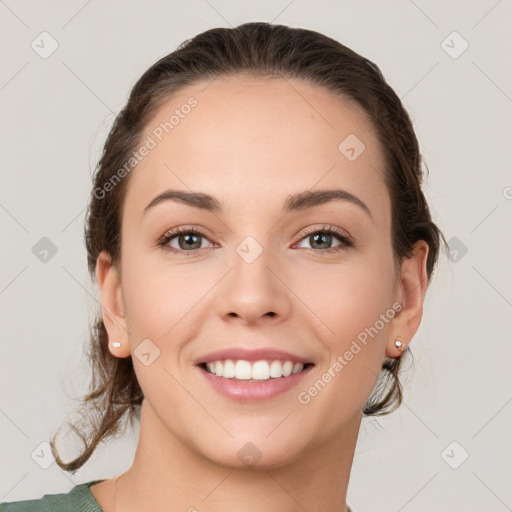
[{"x1": 0, "y1": 22, "x2": 447, "y2": 512}]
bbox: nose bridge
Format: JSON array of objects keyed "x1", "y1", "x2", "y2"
[{"x1": 217, "y1": 232, "x2": 291, "y2": 323}]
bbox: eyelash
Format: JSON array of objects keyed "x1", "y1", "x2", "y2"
[{"x1": 156, "y1": 225, "x2": 354, "y2": 257}]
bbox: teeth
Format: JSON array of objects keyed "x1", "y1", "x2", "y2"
[
  {"x1": 252, "y1": 360, "x2": 270, "y2": 380},
  {"x1": 204, "y1": 359, "x2": 306, "y2": 380},
  {"x1": 223, "y1": 359, "x2": 235, "y2": 378},
  {"x1": 292, "y1": 362, "x2": 303, "y2": 374},
  {"x1": 235, "y1": 360, "x2": 252, "y2": 379},
  {"x1": 282, "y1": 360, "x2": 293, "y2": 377},
  {"x1": 270, "y1": 360, "x2": 283, "y2": 378}
]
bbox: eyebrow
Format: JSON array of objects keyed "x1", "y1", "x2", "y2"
[{"x1": 144, "y1": 188, "x2": 372, "y2": 219}]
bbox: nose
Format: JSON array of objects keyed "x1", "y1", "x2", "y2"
[{"x1": 216, "y1": 242, "x2": 292, "y2": 326}]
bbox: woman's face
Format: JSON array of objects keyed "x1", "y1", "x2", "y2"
[{"x1": 99, "y1": 75, "x2": 423, "y2": 469}]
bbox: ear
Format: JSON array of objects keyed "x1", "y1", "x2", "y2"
[
  {"x1": 386, "y1": 240, "x2": 430, "y2": 358},
  {"x1": 95, "y1": 250, "x2": 131, "y2": 358}
]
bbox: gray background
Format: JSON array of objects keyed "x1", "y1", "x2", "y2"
[{"x1": 1, "y1": 1, "x2": 511, "y2": 511}]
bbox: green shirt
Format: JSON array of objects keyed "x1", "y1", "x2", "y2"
[
  {"x1": 0, "y1": 480, "x2": 354, "y2": 511},
  {"x1": 0, "y1": 480, "x2": 104, "y2": 511}
]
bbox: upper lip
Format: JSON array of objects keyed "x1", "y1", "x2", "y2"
[{"x1": 194, "y1": 347, "x2": 314, "y2": 365}]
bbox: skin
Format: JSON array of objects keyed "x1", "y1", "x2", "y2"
[{"x1": 91, "y1": 74, "x2": 429, "y2": 512}]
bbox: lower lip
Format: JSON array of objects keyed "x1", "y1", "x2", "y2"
[{"x1": 197, "y1": 365, "x2": 314, "y2": 402}]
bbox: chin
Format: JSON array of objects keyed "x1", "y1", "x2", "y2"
[{"x1": 196, "y1": 434, "x2": 308, "y2": 471}]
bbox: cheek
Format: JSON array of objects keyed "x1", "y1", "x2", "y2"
[
  {"x1": 121, "y1": 254, "x2": 216, "y2": 347},
  {"x1": 301, "y1": 251, "x2": 397, "y2": 413},
  {"x1": 306, "y1": 256, "x2": 396, "y2": 341},
  {"x1": 296, "y1": 265, "x2": 396, "y2": 426}
]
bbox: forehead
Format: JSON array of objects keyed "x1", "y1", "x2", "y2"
[{"x1": 122, "y1": 75, "x2": 389, "y2": 226}]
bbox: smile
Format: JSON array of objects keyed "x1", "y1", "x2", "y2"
[
  {"x1": 197, "y1": 359, "x2": 315, "y2": 401},
  {"x1": 201, "y1": 359, "x2": 313, "y2": 381}
]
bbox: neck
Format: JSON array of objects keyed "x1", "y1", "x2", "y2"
[{"x1": 115, "y1": 402, "x2": 361, "y2": 512}]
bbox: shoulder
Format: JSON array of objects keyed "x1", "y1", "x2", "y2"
[{"x1": 0, "y1": 480, "x2": 105, "y2": 512}]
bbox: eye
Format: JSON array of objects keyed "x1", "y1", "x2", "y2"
[
  {"x1": 294, "y1": 225, "x2": 354, "y2": 254},
  {"x1": 157, "y1": 224, "x2": 354, "y2": 257},
  {"x1": 157, "y1": 227, "x2": 214, "y2": 256}
]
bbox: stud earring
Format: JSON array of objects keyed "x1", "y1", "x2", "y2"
[
  {"x1": 112, "y1": 341, "x2": 121, "y2": 348},
  {"x1": 394, "y1": 339, "x2": 405, "y2": 352}
]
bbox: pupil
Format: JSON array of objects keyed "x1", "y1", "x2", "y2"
[
  {"x1": 312, "y1": 233, "x2": 331, "y2": 249},
  {"x1": 181, "y1": 234, "x2": 200, "y2": 250}
]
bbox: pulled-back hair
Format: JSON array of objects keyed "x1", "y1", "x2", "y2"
[{"x1": 50, "y1": 21, "x2": 448, "y2": 472}]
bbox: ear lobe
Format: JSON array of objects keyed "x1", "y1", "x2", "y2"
[
  {"x1": 385, "y1": 240, "x2": 430, "y2": 358},
  {"x1": 95, "y1": 250, "x2": 130, "y2": 357}
]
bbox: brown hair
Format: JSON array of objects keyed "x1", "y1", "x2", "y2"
[{"x1": 50, "y1": 21, "x2": 448, "y2": 472}]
